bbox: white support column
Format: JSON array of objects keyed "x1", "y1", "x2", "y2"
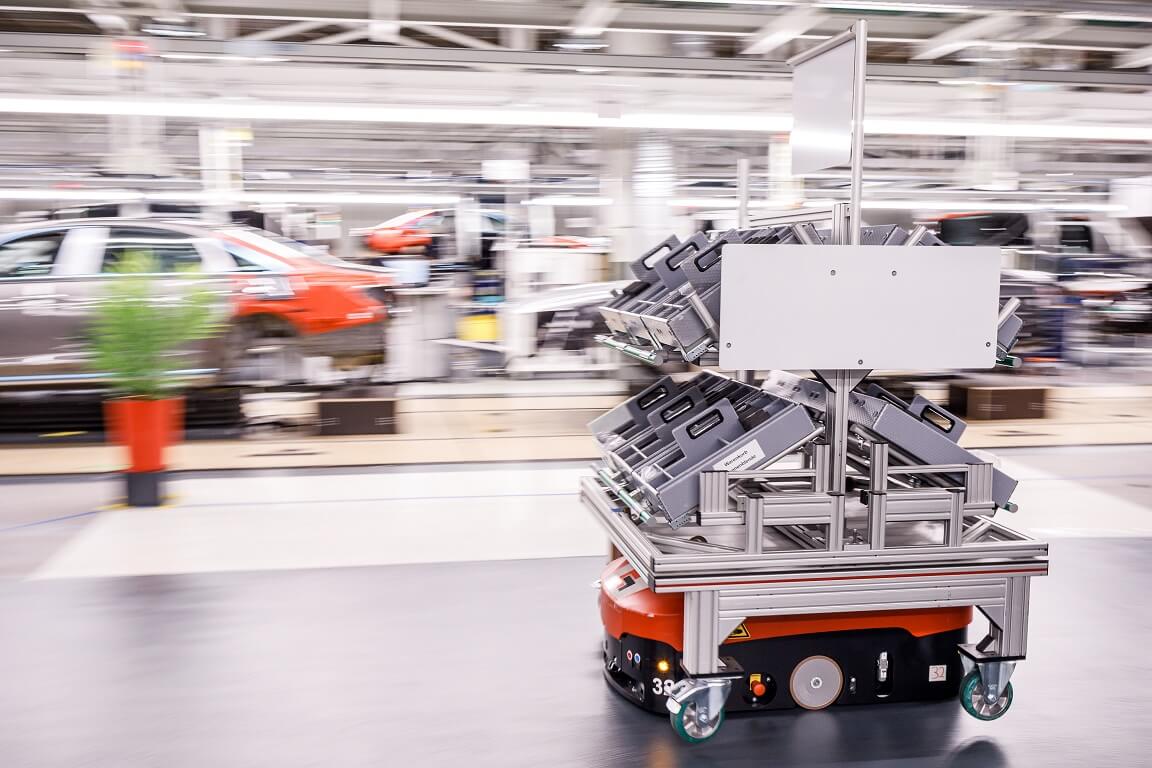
[
  {"x1": 962, "y1": 83, "x2": 1017, "y2": 191},
  {"x1": 572, "y1": 0, "x2": 618, "y2": 37},
  {"x1": 768, "y1": 136, "x2": 802, "y2": 208},
  {"x1": 499, "y1": 26, "x2": 537, "y2": 50},
  {"x1": 682, "y1": 590, "x2": 721, "y2": 675},
  {"x1": 633, "y1": 132, "x2": 676, "y2": 264},
  {"x1": 369, "y1": 0, "x2": 401, "y2": 43},
  {"x1": 198, "y1": 124, "x2": 247, "y2": 222},
  {"x1": 599, "y1": 128, "x2": 636, "y2": 274},
  {"x1": 101, "y1": 42, "x2": 170, "y2": 177},
  {"x1": 606, "y1": 30, "x2": 668, "y2": 56}
]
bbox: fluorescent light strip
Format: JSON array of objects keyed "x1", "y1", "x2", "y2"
[
  {"x1": 0, "y1": 189, "x2": 460, "y2": 205},
  {"x1": 863, "y1": 200, "x2": 1127, "y2": 213},
  {"x1": 671, "y1": 197, "x2": 1127, "y2": 213},
  {"x1": 815, "y1": 2, "x2": 974, "y2": 13},
  {"x1": 522, "y1": 196, "x2": 612, "y2": 206},
  {"x1": 1060, "y1": 12, "x2": 1152, "y2": 24},
  {"x1": 0, "y1": 189, "x2": 146, "y2": 201},
  {"x1": 0, "y1": 98, "x2": 1150, "y2": 142}
]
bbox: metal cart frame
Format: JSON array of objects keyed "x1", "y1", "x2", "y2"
[{"x1": 582, "y1": 19, "x2": 1047, "y2": 742}]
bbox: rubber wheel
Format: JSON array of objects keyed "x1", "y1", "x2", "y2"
[
  {"x1": 959, "y1": 669, "x2": 1013, "y2": 721},
  {"x1": 670, "y1": 698, "x2": 725, "y2": 743}
]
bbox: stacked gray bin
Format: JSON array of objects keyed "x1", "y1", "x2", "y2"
[
  {"x1": 592, "y1": 371, "x2": 817, "y2": 528},
  {"x1": 593, "y1": 225, "x2": 1025, "y2": 528},
  {"x1": 760, "y1": 370, "x2": 1018, "y2": 506}
]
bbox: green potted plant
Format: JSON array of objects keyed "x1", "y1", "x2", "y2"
[{"x1": 90, "y1": 250, "x2": 222, "y2": 506}]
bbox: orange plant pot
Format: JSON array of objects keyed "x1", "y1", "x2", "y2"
[{"x1": 104, "y1": 397, "x2": 184, "y2": 473}]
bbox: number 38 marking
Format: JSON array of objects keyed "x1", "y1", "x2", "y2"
[{"x1": 652, "y1": 677, "x2": 674, "y2": 696}]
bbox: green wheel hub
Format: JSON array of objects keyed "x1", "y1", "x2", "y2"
[
  {"x1": 670, "y1": 699, "x2": 725, "y2": 743},
  {"x1": 959, "y1": 669, "x2": 1013, "y2": 721}
]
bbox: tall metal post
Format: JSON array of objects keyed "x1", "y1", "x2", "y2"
[
  {"x1": 735, "y1": 157, "x2": 753, "y2": 384},
  {"x1": 823, "y1": 21, "x2": 868, "y2": 507},
  {"x1": 736, "y1": 157, "x2": 751, "y2": 229},
  {"x1": 849, "y1": 19, "x2": 867, "y2": 246}
]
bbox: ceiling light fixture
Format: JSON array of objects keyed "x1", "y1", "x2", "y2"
[
  {"x1": 1059, "y1": 12, "x2": 1152, "y2": 24},
  {"x1": 139, "y1": 18, "x2": 206, "y2": 37},
  {"x1": 522, "y1": 196, "x2": 612, "y2": 206},
  {"x1": 815, "y1": 2, "x2": 974, "y2": 13},
  {"x1": 2, "y1": 97, "x2": 1151, "y2": 143},
  {"x1": 668, "y1": 196, "x2": 1126, "y2": 213},
  {"x1": 554, "y1": 36, "x2": 610, "y2": 51}
]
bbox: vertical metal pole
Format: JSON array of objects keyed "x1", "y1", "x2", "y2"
[
  {"x1": 736, "y1": 157, "x2": 751, "y2": 229},
  {"x1": 868, "y1": 441, "x2": 888, "y2": 549},
  {"x1": 849, "y1": 19, "x2": 867, "y2": 246},
  {"x1": 745, "y1": 495, "x2": 764, "y2": 554},
  {"x1": 682, "y1": 591, "x2": 721, "y2": 675},
  {"x1": 947, "y1": 489, "x2": 964, "y2": 548},
  {"x1": 699, "y1": 471, "x2": 729, "y2": 523},
  {"x1": 826, "y1": 370, "x2": 851, "y2": 494},
  {"x1": 735, "y1": 157, "x2": 754, "y2": 385}
]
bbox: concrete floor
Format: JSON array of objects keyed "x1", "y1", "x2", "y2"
[
  {"x1": 0, "y1": 542, "x2": 1149, "y2": 768},
  {"x1": 0, "y1": 445, "x2": 1149, "y2": 766}
]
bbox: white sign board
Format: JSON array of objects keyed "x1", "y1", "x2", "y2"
[
  {"x1": 718, "y1": 245, "x2": 1000, "y2": 370},
  {"x1": 791, "y1": 38, "x2": 856, "y2": 175}
]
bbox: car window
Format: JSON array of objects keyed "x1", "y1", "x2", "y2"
[
  {"x1": 0, "y1": 231, "x2": 65, "y2": 278},
  {"x1": 219, "y1": 240, "x2": 289, "y2": 273},
  {"x1": 222, "y1": 227, "x2": 350, "y2": 267},
  {"x1": 376, "y1": 209, "x2": 437, "y2": 228},
  {"x1": 101, "y1": 227, "x2": 204, "y2": 273},
  {"x1": 414, "y1": 213, "x2": 446, "y2": 230}
]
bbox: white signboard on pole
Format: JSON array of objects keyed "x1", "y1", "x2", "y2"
[{"x1": 790, "y1": 36, "x2": 856, "y2": 175}]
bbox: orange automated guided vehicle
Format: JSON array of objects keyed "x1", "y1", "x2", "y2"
[{"x1": 600, "y1": 557, "x2": 973, "y2": 716}]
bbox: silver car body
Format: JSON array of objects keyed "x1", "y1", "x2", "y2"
[{"x1": 0, "y1": 218, "x2": 290, "y2": 384}]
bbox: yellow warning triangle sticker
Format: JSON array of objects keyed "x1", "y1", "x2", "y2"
[{"x1": 727, "y1": 623, "x2": 750, "y2": 640}]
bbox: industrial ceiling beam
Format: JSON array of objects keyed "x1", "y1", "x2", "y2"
[
  {"x1": 405, "y1": 21, "x2": 503, "y2": 50},
  {"x1": 310, "y1": 27, "x2": 370, "y2": 45},
  {"x1": 912, "y1": 12, "x2": 1024, "y2": 60},
  {"x1": 741, "y1": 7, "x2": 825, "y2": 56},
  {"x1": 239, "y1": 20, "x2": 328, "y2": 41},
  {"x1": 1116, "y1": 42, "x2": 1152, "y2": 68},
  {"x1": 393, "y1": 33, "x2": 432, "y2": 48},
  {"x1": 3, "y1": 32, "x2": 1152, "y2": 89}
]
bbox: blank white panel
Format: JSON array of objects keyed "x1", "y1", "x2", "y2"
[
  {"x1": 791, "y1": 38, "x2": 855, "y2": 175},
  {"x1": 718, "y1": 245, "x2": 1000, "y2": 370}
]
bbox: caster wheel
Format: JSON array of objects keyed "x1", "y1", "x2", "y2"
[
  {"x1": 670, "y1": 697, "x2": 725, "y2": 744},
  {"x1": 960, "y1": 669, "x2": 1013, "y2": 721}
]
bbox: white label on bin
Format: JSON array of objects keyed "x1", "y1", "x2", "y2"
[
  {"x1": 712, "y1": 440, "x2": 765, "y2": 472},
  {"x1": 929, "y1": 665, "x2": 947, "y2": 682}
]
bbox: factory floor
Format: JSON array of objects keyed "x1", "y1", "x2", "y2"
[{"x1": 0, "y1": 444, "x2": 1149, "y2": 766}]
